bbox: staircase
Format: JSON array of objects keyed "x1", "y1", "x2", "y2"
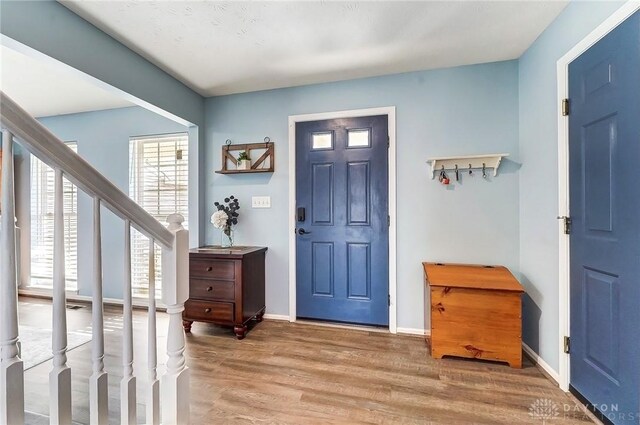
[{"x1": 0, "y1": 92, "x2": 190, "y2": 425}]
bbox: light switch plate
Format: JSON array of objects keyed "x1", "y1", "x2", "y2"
[{"x1": 252, "y1": 196, "x2": 271, "y2": 208}]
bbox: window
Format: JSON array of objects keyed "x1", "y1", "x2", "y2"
[
  {"x1": 129, "y1": 133, "x2": 188, "y2": 298},
  {"x1": 30, "y1": 142, "x2": 78, "y2": 290}
]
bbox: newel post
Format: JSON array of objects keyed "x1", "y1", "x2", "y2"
[
  {"x1": 0, "y1": 130, "x2": 24, "y2": 425},
  {"x1": 161, "y1": 213, "x2": 190, "y2": 425}
]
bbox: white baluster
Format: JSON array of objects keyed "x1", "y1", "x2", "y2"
[
  {"x1": 121, "y1": 221, "x2": 136, "y2": 424},
  {"x1": 147, "y1": 239, "x2": 160, "y2": 425},
  {"x1": 0, "y1": 130, "x2": 24, "y2": 425},
  {"x1": 161, "y1": 213, "x2": 190, "y2": 425},
  {"x1": 50, "y1": 169, "x2": 72, "y2": 425},
  {"x1": 90, "y1": 197, "x2": 108, "y2": 425}
]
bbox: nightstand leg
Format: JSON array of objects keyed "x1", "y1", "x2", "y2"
[
  {"x1": 234, "y1": 325, "x2": 247, "y2": 340},
  {"x1": 182, "y1": 320, "x2": 193, "y2": 333}
]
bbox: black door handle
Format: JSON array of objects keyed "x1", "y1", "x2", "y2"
[{"x1": 297, "y1": 228, "x2": 311, "y2": 235}]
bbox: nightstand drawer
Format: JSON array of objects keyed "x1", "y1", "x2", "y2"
[
  {"x1": 184, "y1": 300, "x2": 234, "y2": 323},
  {"x1": 190, "y1": 278, "x2": 235, "y2": 301},
  {"x1": 190, "y1": 259, "x2": 235, "y2": 280}
]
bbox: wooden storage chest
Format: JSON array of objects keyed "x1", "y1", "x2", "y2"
[
  {"x1": 423, "y1": 262, "x2": 524, "y2": 368},
  {"x1": 183, "y1": 246, "x2": 267, "y2": 339}
]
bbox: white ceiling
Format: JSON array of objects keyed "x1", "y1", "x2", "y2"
[
  {"x1": 61, "y1": 1, "x2": 568, "y2": 97},
  {"x1": 0, "y1": 45, "x2": 132, "y2": 118}
]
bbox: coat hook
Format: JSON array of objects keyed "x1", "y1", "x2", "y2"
[
  {"x1": 482, "y1": 163, "x2": 487, "y2": 178},
  {"x1": 469, "y1": 163, "x2": 473, "y2": 175},
  {"x1": 455, "y1": 164, "x2": 460, "y2": 182}
]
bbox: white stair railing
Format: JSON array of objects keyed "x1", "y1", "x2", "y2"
[{"x1": 0, "y1": 91, "x2": 190, "y2": 425}]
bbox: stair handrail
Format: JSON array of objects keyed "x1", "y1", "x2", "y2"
[
  {"x1": 0, "y1": 91, "x2": 174, "y2": 248},
  {"x1": 1, "y1": 90, "x2": 190, "y2": 424}
]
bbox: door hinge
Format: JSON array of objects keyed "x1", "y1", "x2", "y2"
[
  {"x1": 558, "y1": 215, "x2": 571, "y2": 235},
  {"x1": 564, "y1": 336, "x2": 571, "y2": 354},
  {"x1": 562, "y1": 98, "x2": 570, "y2": 116},
  {"x1": 387, "y1": 135, "x2": 390, "y2": 148},
  {"x1": 388, "y1": 294, "x2": 391, "y2": 306},
  {"x1": 387, "y1": 215, "x2": 391, "y2": 227}
]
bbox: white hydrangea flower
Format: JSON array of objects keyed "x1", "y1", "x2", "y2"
[{"x1": 210, "y1": 210, "x2": 229, "y2": 229}]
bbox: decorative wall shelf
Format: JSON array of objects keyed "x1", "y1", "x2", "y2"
[
  {"x1": 216, "y1": 138, "x2": 274, "y2": 175},
  {"x1": 427, "y1": 153, "x2": 509, "y2": 179}
]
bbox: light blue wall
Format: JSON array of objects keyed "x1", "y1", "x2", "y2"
[
  {"x1": 0, "y1": 0, "x2": 206, "y2": 245},
  {"x1": 518, "y1": 1, "x2": 625, "y2": 371},
  {"x1": 205, "y1": 61, "x2": 520, "y2": 328},
  {"x1": 31, "y1": 107, "x2": 187, "y2": 299}
]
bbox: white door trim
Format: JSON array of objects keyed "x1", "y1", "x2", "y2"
[
  {"x1": 288, "y1": 106, "x2": 397, "y2": 333},
  {"x1": 556, "y1": 1, "x2": 640, "y2": 392}
]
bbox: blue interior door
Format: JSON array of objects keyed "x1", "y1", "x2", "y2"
[
  {"x1": 296, "y1": 115, "x2": 389, "y2": 326},
  {"x1": 569, "y1": 11, "x2": 640, "y2": 424}
]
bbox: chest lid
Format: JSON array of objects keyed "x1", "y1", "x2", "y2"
[{"x1": 423, "y1": 262, "x2": 523, "y2": 292}]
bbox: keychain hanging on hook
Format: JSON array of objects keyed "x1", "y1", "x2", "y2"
[{"x1": 439, "y1": 166, "x2": 450, "y2": 185}]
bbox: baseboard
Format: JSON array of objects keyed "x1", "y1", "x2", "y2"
[
  {"x1": 19, "y1": 288, "x2": 166, "y2": 311},
  {"x1": 263, "y1": 313, "x2": 290, "y2": 321},
  {"x1": 522, "y1": 342, "x2": 560, "y2": 384},
  {"x1": 396, "y1": 327, "x2": 430, "y2": 337}
]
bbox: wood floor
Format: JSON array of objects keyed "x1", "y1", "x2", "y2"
[{"x1": 20, "y1": 296, "x2": 596, "y2": 424}]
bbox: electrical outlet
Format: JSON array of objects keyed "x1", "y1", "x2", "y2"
[{"x1": 251, "y1": 196, "x2": 271, "y2": 208}]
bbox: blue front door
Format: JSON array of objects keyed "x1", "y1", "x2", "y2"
[
  {"x1": 569, "y1": 11, "x2": 640, "y2": 424},
  {"x1": 296, "y1": 115, "x2": 389, "y2": 326}
]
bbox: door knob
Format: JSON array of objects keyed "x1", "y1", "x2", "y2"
[{"x1": 297, "y1": 228, "x2": 311, "y2": 235}]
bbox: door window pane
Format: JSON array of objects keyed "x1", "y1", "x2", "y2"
[
  {"x1": 347, "y1": 129, "x2": 371, "y2": 148},
  {"x1": 312, "y1": 132, "x2": 333, "y2": 150}
]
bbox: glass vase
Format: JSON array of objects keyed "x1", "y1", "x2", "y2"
[{"x1": 221, "y1": 226, "x2": 234, "y2": 248}]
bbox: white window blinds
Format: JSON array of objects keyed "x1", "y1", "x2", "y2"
[
  {"x1": 30, "y1": 142, "x2": 78, "y2": 290},
  {"x1": 129, "y1": 133, "x2": 188, "y2": 298}
]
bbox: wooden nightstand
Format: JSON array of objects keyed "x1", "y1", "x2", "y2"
[
  {"x1": 183, "y1": 246, "x2": 267, "y2": 339},
  {"x1": 423, "y1": 262, "x2": 524, "y2": 368}
]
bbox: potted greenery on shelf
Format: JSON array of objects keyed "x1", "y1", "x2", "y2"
[{"x1": 237, "y1": 151, "x2": 251, "y2": 170}]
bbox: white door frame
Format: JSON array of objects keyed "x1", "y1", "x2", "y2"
[
  {"x1": 288, "y1": 106, "x2": 397, "y2": 333},
  {"x1": 556, "y1": 1, "x2": 640, "y2": 392}
]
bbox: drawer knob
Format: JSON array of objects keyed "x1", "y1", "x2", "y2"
[
  {"x1": 206, "y1": 266, "x2": 213, "y2": 272},
  {"x1": 204, "y1": 308, "x2": 211, "y2": 313},
  {"x1": 206, "y1": 286, "x2": 213, "y2": 292}
]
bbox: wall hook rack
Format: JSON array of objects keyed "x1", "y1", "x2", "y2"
[{"x1": 427, "y1": 153, "x2": 509, "y2": 179}]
